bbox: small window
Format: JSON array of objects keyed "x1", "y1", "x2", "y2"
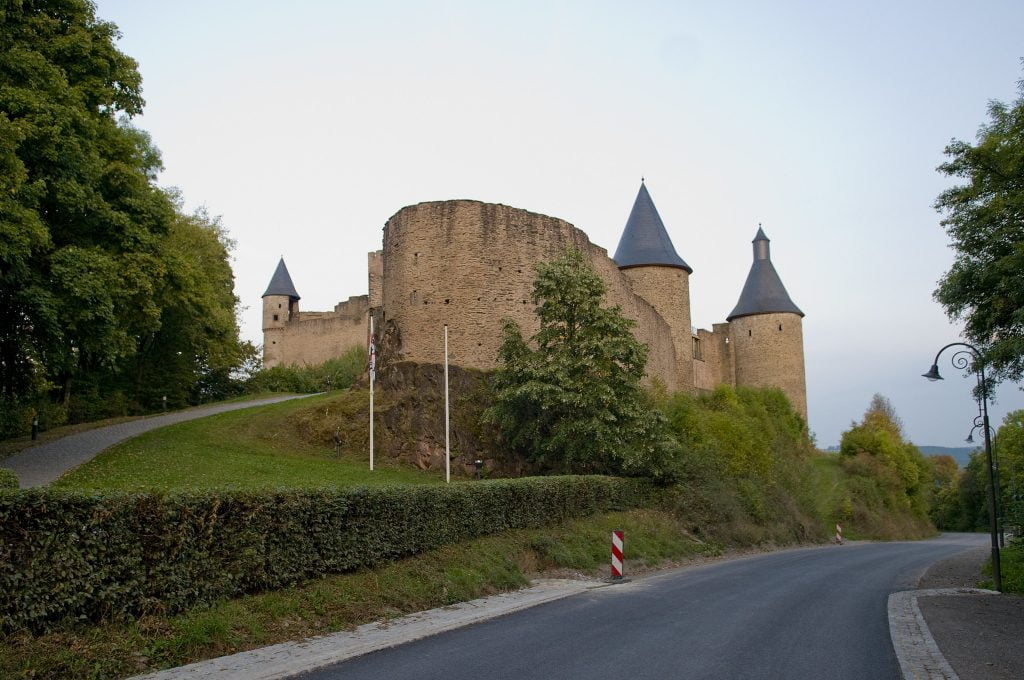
[
  {"x1": 273, "y1": 314, "x2": 279, "y2": 321},
  {"x1": 748, "y1": 330, "x2": 752, "y2": 337},
  {"x1": 272, "y1": 341, "x2": 276, "y2": 345},
  {"x1": 278, "y1": 303, "x2": 282, "y2": 309},
  {"x1": 778, "y1": 324, "x2": 783, "y2": 331}
]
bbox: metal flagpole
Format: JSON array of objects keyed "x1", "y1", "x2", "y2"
[
  {"x1": 369, "y1": 314, "x2": 375, "y2": 471},
  {"x1": 444, "y1": 324, "x2": 450, "y2": 484}
]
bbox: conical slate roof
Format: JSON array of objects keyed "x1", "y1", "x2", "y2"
[
  {"x1": 262, "y1": 258, "x2": 300, "y2": 299},
  {"x1": 726, "y1": 228, "x2": 803, "y2": 321},
  {"x1": 613, "y1": 182, "x2": 692, "y2": 273}
]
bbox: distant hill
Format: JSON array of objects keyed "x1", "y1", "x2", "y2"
[
  {"x1": 917, "y1": 445, "x2": 977, "y2": 468},
  {"x1": 822, "y1": 445, "x2": 977, "y2": 468}
]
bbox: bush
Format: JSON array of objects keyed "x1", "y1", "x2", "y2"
[
  {"x1": 0, "y1": 468, "x2": 18, "y2": 490},
  {"x1": 245, "y1": 346, "x2": 366, "y2": 394},
  {"x1": 0, "y1": 476, "x2": 651, "y2": 632}
]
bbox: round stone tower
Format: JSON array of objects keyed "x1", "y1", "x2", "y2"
[
  {"x1": 726, "y1": 228, "x2": 807, "y2": 419},
  {"x1": 612, "y1": 181, "x2": 694, "y2": 390},
  {"x1": 261, "y1": 257, "x2": 301, "y2": 367}
]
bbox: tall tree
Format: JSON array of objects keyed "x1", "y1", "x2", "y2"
[
  {"x1": 934, "y1": 74, "x2": 1024, "y2": 387},
  {"x1": 484, "y1": 249, "x2": 674, "y2": 478},
  {"x1": 840, "y1": 394, "x2": 931, "y2": 514}
]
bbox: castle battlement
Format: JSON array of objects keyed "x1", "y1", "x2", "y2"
[{"x1": 262, "y1": 184, "x2": 808, "y2": 419}]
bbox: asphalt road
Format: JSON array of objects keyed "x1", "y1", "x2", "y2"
[{"x1": 299, "y1": 533, "x2": 986, "y2": 680}]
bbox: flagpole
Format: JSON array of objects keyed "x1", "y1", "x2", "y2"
[
  {"x1": 369, "y1": 314, "x2": 375, "y2": 471},
  {"x1": 444, "y1": 324, "x2": 450, "y2": 484}
]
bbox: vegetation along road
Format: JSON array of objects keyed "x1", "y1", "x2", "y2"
[
  {"x1": 298, "y1": 534, "x2": 986, "y2": 680},
  {"x1": 1, "y1": 394, "x2": 313, "y2": 488}
]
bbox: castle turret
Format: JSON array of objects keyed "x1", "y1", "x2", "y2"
[
  {"x1": 726, "y1": 227, "x2": 807, "y2": 419},
  {"x1": 613, "y1": 181, "x2": 694, "y2": 390},
  {"x1": 262, "y1": 258, "x2": 301, "y2": 367}
]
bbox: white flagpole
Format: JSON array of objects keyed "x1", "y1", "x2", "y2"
[
  {"x1": 369, "y1": 314, "x2": 375, "y2": 471},
  {"x1": 444, "y1": 324, "x2": 450, "y2": 484}
]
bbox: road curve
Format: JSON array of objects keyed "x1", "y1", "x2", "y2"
[
  {"x1": 1, "y1": 394, "x2": 315, "y2": 488},
  {"x1": 298, "y1": 533, "x2": 986, "y2": 680}
]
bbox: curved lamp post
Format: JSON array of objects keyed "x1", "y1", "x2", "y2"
[
  {"x1": 922, "y1": 342, "x2": 1001, "y2": 592},
  {"x1": 966, "y1": 420, "x2": 1003, "y2": 548}
]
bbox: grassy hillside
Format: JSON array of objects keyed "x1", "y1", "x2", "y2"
[{"x1": 55, "y1": 394, "x2": 439, "y2": 491}]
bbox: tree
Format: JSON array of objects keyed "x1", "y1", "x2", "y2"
[
  {"x1": 0, "y1": 1, "x2": 173, "y2": 403},
  {"x1": 484, "y1": 249, "x2": 674, "y2": 478},
  {"x1": 0, "y1": 2, "x2": 248, "y2": 432},
  {"x1": 934, "y1": 73, "x2": 1024, "y2": 387},
  {"x1": 840, "y1": 394, "x2": 931, "y2": 514},
  {"x1": 997, "y1": 409, "x2": 1024, "y2": 530}
]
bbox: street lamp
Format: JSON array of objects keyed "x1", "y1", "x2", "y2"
[
  {"x1": 922, "y1": 342, "x2": 1001, "y2": 592},
  {"x1": 966, "y1": 419, "x2": 1003, "y2": 548}
]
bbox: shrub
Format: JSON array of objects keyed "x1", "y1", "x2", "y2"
[
  {"x1": 245, "y1": 346, "x2": 366, "y2": 394},
  {"x1": 0, "y1": 468, "x2": 18, "y2": 490},
  {"x1": 0, "y1": 476, "x2": 651, "y2": 632}
]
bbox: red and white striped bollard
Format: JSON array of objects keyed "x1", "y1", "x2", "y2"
[
  {"x1": 835, "y1": 522, "x2": 844, "y2": 545},
  {"x1": 611, "y1": 529, "x2": 624, "y2": 579}
]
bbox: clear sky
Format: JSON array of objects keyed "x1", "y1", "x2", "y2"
[{"x1": 95, "y1": 0, "x2": 1023, "y2": 448}]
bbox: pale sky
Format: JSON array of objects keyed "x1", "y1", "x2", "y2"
[{"x1": 95, "y1": 0, "x2": 1024, "y2": 448}]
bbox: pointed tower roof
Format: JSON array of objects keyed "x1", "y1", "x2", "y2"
[
  {"x1": 726, "y1": 227, "x2": 803, "y2": 321},
  {"x1": 262, "y1": 258, "x2": 300, "y2": 299},
  {"x1": 613, "y1": 182, "x2": 692, "y2": 273}
]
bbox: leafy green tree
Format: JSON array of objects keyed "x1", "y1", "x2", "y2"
[
  {"x1": 0, "y1": 2, "x2": 250, "y2": 432},
  {"x1": 484, "y1": 249, "x2": 675, "y2": 478},
  {"x1": 997, "y1": 409, "x2": 1024, "y2": 530},
  {"x1": 0, "y1": 0, "x2": 173, "y2": 404},
  {"x1": 934, "y1": 74, "x2": 1024, "y2": 387},
  {"x1": 840, "y1": 394, "x2": 931, "y2": 515}
]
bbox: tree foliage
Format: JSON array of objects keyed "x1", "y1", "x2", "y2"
[
  {"x1": 934, "y1": 73, "x2": 1024, "y2": 386},
  {"x1": 484, "y1": 249, "x2": 675, "y2": 478},
  {"x1": 0, "y1": 2, "x2": 247, "y2": 434},
  {"x1": 840, "y1": 394, "x2": 931, "y2": 516}
]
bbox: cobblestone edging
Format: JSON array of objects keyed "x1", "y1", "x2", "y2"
[
  {"x1": 888, "y1": 588, "x2": 1000, "y2": 680},
  {"x1": 131, "y1": 579, "x2": 599, "y2": 680}
]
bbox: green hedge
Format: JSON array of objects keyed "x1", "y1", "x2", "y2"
[
  {"x1": 0, "y1": 476, "x2": 650, "y2": 632},
  {"x1": 0, "y1": 468, "x2": 18, "y2": 490}
]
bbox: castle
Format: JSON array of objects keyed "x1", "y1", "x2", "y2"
[{"x1": 262, "y1": 182, "x2": 808, "y2": 419}]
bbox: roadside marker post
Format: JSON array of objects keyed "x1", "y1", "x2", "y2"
[
  {"x1": 611, "y1": 530, "x2": 624, "y2": 579},
  {"x1": 835, "y1": 523, "x2": 844, "y2": 545}
]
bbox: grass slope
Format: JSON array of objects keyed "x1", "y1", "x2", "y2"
[{"x1": 54, "y1": 394, "x2": 439, "y2": 491}]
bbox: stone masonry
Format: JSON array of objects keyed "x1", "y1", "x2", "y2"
[{"x1": 262, "y1": 184, "x2": 808, "y2": 420}]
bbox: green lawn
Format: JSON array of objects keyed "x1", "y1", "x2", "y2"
[{"x1": 54, "y1": 393, "x2": 440, "y2": 491}]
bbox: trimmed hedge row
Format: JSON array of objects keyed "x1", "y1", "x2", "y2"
[{"x1": 0, "y1": 476, "x2": 651, "y2": 632}]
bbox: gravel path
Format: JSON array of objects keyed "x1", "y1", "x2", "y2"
[
  {"x1": 0, "y1": 394, "x2": 315, "y2": 488},
  {"x1": 915, "y1": 544, "x2": 1023, "y2": 680}
]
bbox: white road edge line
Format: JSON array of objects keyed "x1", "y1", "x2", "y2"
[{"x1": 888, "y1": 588, "x2": 999, "y2": 680}]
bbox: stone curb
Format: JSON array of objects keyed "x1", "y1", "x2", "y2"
[
  {"x1": 131, "y1": 578, "x2": 603, "y2": 680},
  {"x1": 888, "y1": 588, "x2": 1000, "y2": 680}
]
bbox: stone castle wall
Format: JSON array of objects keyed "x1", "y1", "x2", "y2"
[
  {"x1": 264, "y1": 295, "x2": 369, "y2": 367},
  {"x1": 728, "y1": 312, "x2": 807, "y2": 419},
  {"x1": 263, "y1": 198, "x2": 808, "y2": 421},
  {"x1": 377, "y1": 200, "x2": 683, "y2": 391},
  {"x1": 620, "y1": 266, "x2": 693, "y2": 391}
]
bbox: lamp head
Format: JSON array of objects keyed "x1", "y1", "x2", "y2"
[
  {"x1": 966, "y1": 433, "x2": 975, "y2": 444},
  {"x1": 922, "y1": 364, "x2": 943, "y2": 381}
]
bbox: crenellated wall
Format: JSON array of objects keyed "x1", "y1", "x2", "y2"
[
  {"x1": 263, "y1": 295, "x2": 369, "y2": 368},
  {"x1": 262, "y1": 198, "x2": 807, "y2": 420},
  {"x1": 378, "y1": 200, "x2": 682, "y2": 391}
]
